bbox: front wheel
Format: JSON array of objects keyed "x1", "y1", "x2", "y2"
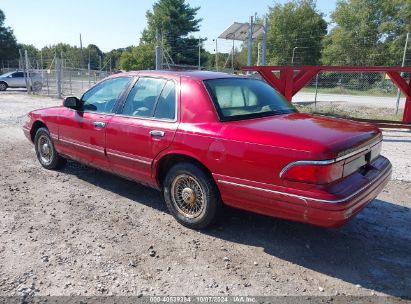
[
  {"x1": 0, "y1": 82, "x2": 7, "y2": 91},
  {"x1": 163, "y1": 162, "x2": 222, "y2": 229},
  {"x1": 34, "y1": 127, "x2": 66, "y2": 169}
]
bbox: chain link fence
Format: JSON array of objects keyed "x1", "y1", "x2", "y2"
[
  {"x1": 292, "y1": 71, "x2": 409, "y2": 121},
  {"x1": 1, "y1": 55, "x2": 111, "y2": 98}
]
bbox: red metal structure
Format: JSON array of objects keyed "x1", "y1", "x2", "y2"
[{"x1": 241, "y1": 66, "x2": 411, "y2": 123}]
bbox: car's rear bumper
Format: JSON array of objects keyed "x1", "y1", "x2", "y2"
[{"x1": 215, "y1": 155, "x2": 392, "y2": 228}]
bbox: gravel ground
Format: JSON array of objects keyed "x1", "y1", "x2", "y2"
[{"x1": 0, "y1": 92, "x2": 410, "y2": 299}]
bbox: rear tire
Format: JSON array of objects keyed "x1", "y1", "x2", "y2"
[
  {"x1": 0, "y1": 82, "x2": 7, "y2": 91},
  {"x1": 163, "y1": 162, "x2": 222, "y2": 229},
  {"x1": 32, "y1": 81, "x2": 42, "y2": 92},
  {"x1": 34, "y1": 127, "x2": 66, "y2": 170}
]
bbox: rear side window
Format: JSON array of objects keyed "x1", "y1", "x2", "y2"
[
  {"x1": 12, "y1": 72, "x2": 24, "y2": 78},
  {"x1": 154, "y1": 81, "x2": 176, "y2": 120},
  {"x1": 121, "y1": 77, "x2": 176, "y2": 120}
]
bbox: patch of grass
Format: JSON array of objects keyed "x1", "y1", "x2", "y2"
[
  {"x1": 300, "y1": 86, "x2": 399, "y2": 98},
  {"x1": 295, "y1": 103, "x2": 403, "y2": 121}
]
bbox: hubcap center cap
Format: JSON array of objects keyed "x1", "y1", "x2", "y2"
[
  {"x1": 42, "y1": 143, "x2": 50, "y2": 155},
  {"x1": 182, "y1": 188, "x2": 196, "y2": 204}
]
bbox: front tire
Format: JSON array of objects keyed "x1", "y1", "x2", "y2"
[
  {"x1": 34, "y1": 127, "x2": 66, "y2": 169},
  {"x1": 163, "y1": 162, "x2": 222, "y2": 229},
  {"x1": 0, "y1": 82, "x2": 7, "y2": 91}
]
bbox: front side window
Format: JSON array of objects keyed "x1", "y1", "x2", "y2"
[
  {"x1": 203, "y1": 78, "x2": 296, "y2": 121},
  {"x1": 80, "y1": 77, "x2": 131, "y2": 113},
  {"x1": 121, "y1": 77, "x2": 176, "y2": 120}
]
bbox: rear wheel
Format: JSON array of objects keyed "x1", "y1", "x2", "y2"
[
  {"x1": 163, "y1": 162, "x2": 222, "y2": 229},
  {"x1": 32, "y1": 81, "x2": 42, "y2": 92},
  {"x1": 0, "y1": 82, "x2": 7, "y2": 91},
  {"x1": 34, "y1": 127, "x2": 66, "y2": 169}
]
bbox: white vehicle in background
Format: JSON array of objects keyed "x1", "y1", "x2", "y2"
[{"x1": 0, "y1": 71, "x2": 43, "y2": 92}]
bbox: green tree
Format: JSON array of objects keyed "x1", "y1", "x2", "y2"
[
  {"x1": 141, "y1": 0, "x2": 202, "y2": 66},
  {"x1": 321, "y1": 0, "x2": 387, "y2": 66},
  {"x1": 378, "y1": 0, "x2": 411, "y2": 65},
  {"x1": 0, "y1": 9, "x2": 18, "y2": 61},
  {"x1": 86, "y1": 44, "x2": 103, "y2": 70},
  {"x1": 119, "y1": 43, "x2": 155, "y2": 71},
  {"x1": 266, "y1": 0, "x2": 327, "y2": 65},
  {"x1": 18, "y1": 44, "x2": 39, "y2": 59},
  {"x1": 104, "y1": 48, "x2": 126, "y2": 70}
]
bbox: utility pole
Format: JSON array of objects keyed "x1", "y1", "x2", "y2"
[
  {"x1": 40, "y1": 50, "x2": 44, "y2": 78},
  {"x1": 88, "y1": 50, "x2": 91, "y2": 87},
  {"x1": 261, "y1": 18, "x2": 268, "y2": 65},
  {"x1": 198, "y1": 37, "x2": 201, "y2": 70},
  {"x1": 247, "y1": 15, "x2": 254, "y2": 66},
  {"x1": 216, "y1": 39, "x2": 218, "y2": 71},
  {"x1": 231, "y1": 38, "x2": 235, "y2": 73},
  {"x1": 25, "y1": 50, "x2": 32, "y2": 94},
  {"x1": 155, "y1": 29, "x2": 162, "y2": 70},
  {"x1": 19, "y1": 49, "x2": 24, "y2": 70},
  {"x1": 257, "y1": 42, "x2": 261, "y2": 66},
  {"x1": 79, "y1": 33, "x2": 84, "y2": 69},
  {"x1": 395, "y1": 32, "x2": 410, "y2": 115}
]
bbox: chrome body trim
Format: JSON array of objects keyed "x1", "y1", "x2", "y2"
[
  {"x1": 279, "y1": 139, "x2": 382, "y2": 178},
  {"x1": 106, "y1": 150, "x2": 151, "y2": 165},
  {"x1": 218, "y1": 162, "x2": 391, "y2": 204},
  {"x1": 59, "y1": 137, "x2": 105, "y2": 155}
]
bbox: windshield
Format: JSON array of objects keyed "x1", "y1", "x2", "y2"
[
  {"x1": 0, "y1": 72, "x2": 12, "y2": 77},
  {"x1": 203, "y1": 78, "x2": 296, "y2": 121}
]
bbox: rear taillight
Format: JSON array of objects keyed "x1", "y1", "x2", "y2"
[{"x1": 280, "y1": 161, "x2": 344, "y2": 184}]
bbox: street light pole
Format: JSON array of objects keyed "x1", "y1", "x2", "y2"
[{"x1": 291, "y1": 46, "x2": 309, "y2": 65}]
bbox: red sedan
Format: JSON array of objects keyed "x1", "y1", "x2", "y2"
[{"x1": 23, "y1": 71, "x2": 392, "y2": 229}]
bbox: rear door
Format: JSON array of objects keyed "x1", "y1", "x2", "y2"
[
  {"x1": 106, "y1": 76, "x2": 179, "y2": 183},
  {"x1": 58, "y1": 77, "x2": 132, "y2": 170}
]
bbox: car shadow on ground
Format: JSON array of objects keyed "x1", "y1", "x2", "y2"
[{"x1": 63, "y1": 161, "x2": 411, "y2": 298}]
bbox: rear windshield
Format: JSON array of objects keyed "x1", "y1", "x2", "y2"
[{"x1": 203, "y1": 78, "x2": 296, "y2": 121}]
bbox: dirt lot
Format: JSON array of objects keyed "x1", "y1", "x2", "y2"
[{"x1": 0, "y1": 92, "x2": 410, "y2": 299}]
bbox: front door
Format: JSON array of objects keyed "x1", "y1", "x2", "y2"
[
  {"x1": 106, "y1": 77, "x2": 179, "y2": 184},
  {"x1": 58, "y1": 77, "x2": 132, "y2": 170}
]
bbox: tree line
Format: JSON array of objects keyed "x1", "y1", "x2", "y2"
[{"x1": 1, "y1": 0, "x2": 410, "y2": 72}]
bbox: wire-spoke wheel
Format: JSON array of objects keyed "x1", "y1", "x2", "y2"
[
  {"x1": 34, "y1": 127, "x2": 66, "y2": 170},
  {"x1": 164, "y1": 162, "x2": 222, "y2": 229},
  {"x1": 171, "y1": 174, "x2": 205, "y2": 218}
]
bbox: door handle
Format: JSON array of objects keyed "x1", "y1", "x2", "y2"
[
  {"x1": 150, "y1": 130, "x2": 165, "y2": 137},
  {"x1": 93, "y1": 121, "x2": 106, "y2": 128}
]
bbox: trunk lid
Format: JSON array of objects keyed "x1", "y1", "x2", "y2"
[{"x1": 221, "y1": 112, "x2": 382, "y2": 159}]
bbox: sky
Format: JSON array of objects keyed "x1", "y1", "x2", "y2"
[{"x1": 1, "y1": 0, "x2": 336, "y2": 53}]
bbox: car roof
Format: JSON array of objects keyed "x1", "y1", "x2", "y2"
[{"x1": 111, "y1": 70, "x2": 240, "y2": 81}]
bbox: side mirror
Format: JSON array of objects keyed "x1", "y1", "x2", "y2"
[{"x1": 63, "y1": 96, "x2": 80, "y2": 109}]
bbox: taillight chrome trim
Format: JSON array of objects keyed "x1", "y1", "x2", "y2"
[
  {"x1": 218, "y1": 160, "x2": 391, "y2": 204},
  {"x1": 279, "y1": 139, "x2": 382, "y2": 178}
]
